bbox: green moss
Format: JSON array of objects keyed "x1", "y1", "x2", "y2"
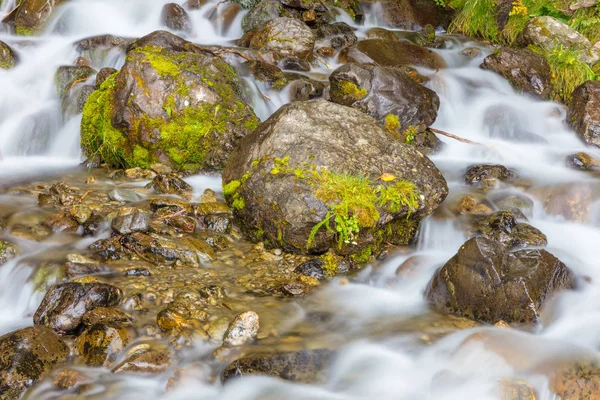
[
  {"x1": 321, "y1": 252, "x2": 342, "y2": 277},
  {"x1": 384, "y1": 114, "x2": 401, "y2": 138},
  {"x1": 403, "y1": 126, "x2": 417, "y2": 145},
  {"x1": 223, "y1": 180, "x2": 242, "y2": 196},
  {"x1": 337, "y1": 80, "x2": 368, "y2": 100},
  {"x1": 570, "y1": 4, "x2": 600, "y2": 43},
  {"x1": 350, "y1": 246, "x2": 372, "y2": 265},
  {"x1": 133, "y1": 146, "x2": 150, "y2": 168},
  {"x1": 232, "y1": 196, "x2": 246, "y2": 210}
]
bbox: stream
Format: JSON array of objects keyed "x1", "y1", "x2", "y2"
[{"x1": 0, "y1": 0, "x2": 599, "y2": 399}]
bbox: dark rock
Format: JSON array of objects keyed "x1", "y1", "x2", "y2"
[
  {"x1": 248, "y1": 60, "x2": 287, "y2": 89},
  {"x1": 120, "y1": 232, "x2": 215, "y2": 266},
  {"x1": 568, "y1": 81, "x2": 600, "y2": 147},
  {"x1": 0, "y1": 41, "x2": 17, "y2": 69},
  {"x1": 316, "y1": 22, "x2": 357, "y2": 50},
  {"x1": 150, "y1": 174, "x2": 193, "y2": 196},
  {"x1": 83, "y1": 214, "x2": 103, "y2": 237},
  {"x1": 367, "y1": 0, "x2": 450, "y2": 29},
  {"x1": 95, "y1": 67, "x2": 117, "y2": 89},
  {"x1": 81, "y1": 31, "x2": 258, "y2": 171},
  {"x1": 329, "y1": 63, "x2": 439, "y2": 137},
  {"x1": 13, "y1": 0, "x2": 63, "y2": 35},
  {"x1": 464, "y1": 164, "x2": 516, "y2": 188},
  {"x1": 294, "y1": 259, "x2": 326, "y2": 279},
  {"x1": 481, "y1": 48, "x2": 552, "y2": 99},
  {"x1": 425, "y1": 236, "x2": 576, "y2": 324},
  {"x1": 278, "y1": 56, "x2": 311, "y2": 71},
  {"x1": 156, "y1": 289, "x2": 209, "y2": 332},
  {"x1": 241, "y1": 0, "x2": 285, "y2": 33},
  {"x1": 44, "y1": 212, "x2": 80, "y2": 233},
  {"x1": 473, "y1": 211, "x2": 547, "y2": 250},
  {"x1": 222, "y1": 99, "x2": 447, "y2": 258},
  {"x1": 150, "y1": 197, "x2": 192, "y2": 213},
  {"x1": 81, "y1": 307, "x2": 132, "y2": 326},
  {"x1": 222, "y1": 349, "x2": 334, "y2": 383},
  {"x1": 339, "y1": 39, "x2": 447, "y2": 69},
  {"x1": 0, "y1": 326, "x2": 69, "y2": 399},
  {"x1": 288, "y1": 79, "x2": 325, "y2": 101},
  {"x1": 33, "y1": 282, "x2": 123, "y2": 333},
  {"x1": 54, "y1": 65, "x2": 96, "y2": 98},
  {"x1": 248, "y1": 18, "x2": 315, "y2": 59},
  {"x1": 365, "y1": 27, "x2": 398, "y2": 41},
  {"x1": 76, "y1": 323, "x2": 130, "y2": 366},
  {"x1": 111, "y1": 208, "x2": 151, "y2": 234},
  {"x1": 161, "y1": 3, "x2": 192, "y2": 32},
  {"x1": 414, "y1": 24, "x2": 443, "y2": 48},
  {"x1": 565, "y1": 152, "x2": 600, "y2": 170},
  {"x1": 125, "y1": 267, "x2": 151, "y2": 276}
]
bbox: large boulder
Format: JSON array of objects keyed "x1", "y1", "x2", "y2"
[
  {"x1": 339, "y1": 39, "x2": 447, "y2": 70},
  {"x1": 364, "y1": 0, "x2": 450, "y2": 29},
  {"x1": 425, "y1": 236, "x2": 576, "y2": 324},
  {"x1": 248, "y1": 18, "x2": 315, "y2": 59},
  {"x1": 0, "y1": 326, "x2": 69, "y2": 399},
  {"x1": 0, "y1": 41, "x2": 17, "y2": 69},
  {"x1": 34, "y1": 282, "x2": 123, "y2": 333},
  {"x1": 160, "y1": 3, "x2": 192, "y2": 32},
  {"x1": 521, "y1": 16, "x2": 599, "y2": 65},
  {"x1": 567, "y1": 80, "x2": 600, "y2": 147},
  {"x1": 481, "y1": 47, "x2": 552, "y2": 99},
  {"x1": 222, "y1": 99, "x2": 448, "y2": 260},
  {"x1": 328, "y1": 63, "x2": 439, "y2": 138},
  {"x1": 81, "y1": 31, "x2": 259, "y2": 171}
]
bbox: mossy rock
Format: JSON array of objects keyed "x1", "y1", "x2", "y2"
[
  {"x1": 339, "y1": 39, "x2": 447, "y2": 69},
  {"x1": 222, "y1": 99, "x2": 448, "y2": 263},
  {"x1": 80, "y1": 31, "x2": 259, "y2": 172},
  {"x1": 0, "y1": 240, "x2": 19, "y2": 265},
  {"x1": 13, "y1": 0, "x2": 64, "y2": 35},
  {"x1": 248, "y1": 17, "x2": 315, "y2": 59},
  {"x1": 54, "y1": 65, "x2": 97, "y2": 98},
  {"x1": 0, "y1": 326, "x2": 69, "y2": 399},
  {"x1": 0, "y1": 41, "x2": 17, "y2": 69}
]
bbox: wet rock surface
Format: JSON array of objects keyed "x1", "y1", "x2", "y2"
[
  {"x1": 0, "y1": 41, "x2": 17, "y2": 69},
  {"x1": 340, "y1": 39, "x2": 447, "y2": 70},
  {"x1": 568, "y1": 81, "x2": 600, "y2": 148},
  {"x1": 425, "y1": 236, "x2": 576, "y2": 324}
]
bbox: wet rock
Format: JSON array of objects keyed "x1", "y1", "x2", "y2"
[
  {"x1": 425, "y1": 236, "x2": 576, "y2": 324},
  {"x1": 367, "y1": 0, "x2": 449, "y2": 29},
  {"x1": 195, "y1": 202, "x2": 232, "y2": 233},
  {"x1": 222, "y1": 99, "x2": 447, "y2": 258},
  {"x1": 76, "y1": 323, "x2": 130, "y2": 366},
  {"x1": 53, "y1": 368, "x2": 93, "y2": 390},
  {"x1": 70, "y1": 205, "x2": 93, "y2": 225},
  {"x1": 54, "y1": 65, "x2": 96, "y2": 98},
  {"x1": 34, "y1": 282, "x2": 123, "y2": 333},
  {"x1": 150, "y1": 174, "x2": 193, "y2": 197},
  {"x1": 474, "y1": 211, "x2": 547, "y2": 250},
  {"x1": 122, "y1": 293, "x2": 146, "y2": 311},
  {"x1": 112, "y1": 347, "x2": 171, "y2": 374},
  {"x1": 222, "y1": 349, "x2": 333, "y2": 383},
  {"x1": 81, "y1": 307, "x2": 132, "y2": 326},
  {"x1": 38, "y1": 181, "x2": 78, "y2": 206},
  {"x1": 329, "y1": 63, "x2": 439, "y2": 137},
  {"x1": 542, "y1": 183, "x2": 592, "y2": 222},
  {"x1": 414, "y1": 24, "x2": 443, "y2": 48},
  {"x1": 150, "y1": 197, "x2": 193, "y2": 213},
  {"x1": 481, "y1": 47, "x2": 552, "y2": 99},
  {"x1": 81, "y1": 31, "x2": 258, "y2": 171},
  {"x1": 44, "y1": 212, "x2": 80, "y2": 233},
  {"x1": 316, "y1": 22, "x2": 357, "y2": 50},
  {"x1": 223, "y1": 311, "x2": 259, "y2": 346},
  {"x1": 567, "y1": 80, "x2": 600, "y2": 148},
  {"x1": 156, "y1": 289, "x2": 209, "y2": 332},
  {"x1": 248, "y1": 60, "x2": 287, "y2": 89},
  {"x1": 248, "y1": 18, "x2": 315, "y2": 59},
  {"x1": 161, "y1": 3, "x2": 191, "y2": 32},
  {"x1": 83, "y1": 214, "x2": 103, "y2": 237},
  {"x1": 108, "y1": 188, "x2": 143, "y2": 203},
  {"x1": 125, "y1": 267, "x2": 151, "y2": 276},
  {"x1": 460, "y1": 47, "x2": 481, "y2": 58},
  {"x1": 566, "y1": 151, "x2": 600, "y2": 170},
  {"x1": 198, "y1": 285, "x2": 226, "y2": 305},
  {"x1": 96, "y1": 67, "x2": 117, "y2": 89},
  {"x1": 0, "y1": 326, "x2": 69, "y2": 399},
  {"x1": 492, "y1": 193, "x2": 534, "y2": 218},
  {"x1": 464, "y1": 164, "x2": 516, "y2": 189},
  {"x1": 278, "y1": 56, "x2": 310, "y2": 71},
  {"x1": 111, "y1": 208, "x2": 151, "y2": 234},
  {"x1": 365, "y1": 27, "x2": 397, "y2": 41},
  {"x1": 13, "y1": 0, "x2": 63, "y2": 35},
  {"x1": 294, "y1": 259, "x2": 326, "y2": 280},
  {"x1": 0, "y1": 41, "x2": 17, "y2": 69},
  {"x1": 549, "y1": 359, "x2": 600, "y2": 400},
  {"x1": 0, "y1": 240, "x2": 18, "y2": 265},
  {"x1": 339, "y1": 39, "x2": 447, "y2": 70},
  {"x1": 288, "y1": 79, "x2": 325, "y2": 102},
  {"x1": 241, "y1": 0, "x2": 285, "y2": 33},
  {"x1": 522, "y1": 16, "x2": 599, "y2": 65},
  {"x1": 456, "y1": 195, "x2": 493, "y2": 215},
  {"x1": 120, "y1": 232, "x2": 215, "y2": 266}
]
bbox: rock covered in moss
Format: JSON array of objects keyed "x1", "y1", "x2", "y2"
[
  {"x1": 241, "y1": 0, "x2": 287, "y2": 32},
  {"x1": 0, "y1": 240, "x2": 19, "y2": 265},
  {"x1": 0, "y1": 41, "x2": 17, "y2": 69},
  {"x1": 222, "y1": 99, "x2": 448, "y2": 260},
  {"x1": 13, "y1": 0, "x2": 63, "y2": 35},
  {"x1": 567, "y1": 80, "x2": 600, "y2": 147},
  {"x1": 222, "y1": 349, "x2": 334, "y2": 383},
  {"x1": 481, "y1": 47, "x2": 552, "y2": 99},
  {"x1": 248, "y1": 18, "x2": 315, "y2": 59},
  {"x1": 328, "y1": 63, "x2": 439, "y2": 139},
  {"x1": 161, "y1": 3, "x2": 192, "y2": 32},
  {"x1": 34, "y1": 282, "x2": 123, "y2": 333},
  {"x1": 339, "y1": 39, "x2": 446, "y2": 70},
  {"x1": 54, "y1": 65, "x2": 96, "y2": 98},
  {"x1": 425, "y1": 236, "x2": 576, "y2": 324},
  {"x1": 522, "y1": 16, "x2": 599, "y2": 65},
  {"x1": 0, "y1": 326, "x2": 69, "y2": 399},
  {"x1": 80, "y1": 30, "x2": 258, "y2": 171}
]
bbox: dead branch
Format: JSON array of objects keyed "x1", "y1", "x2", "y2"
[{"x1": 429, "y1": 127, "x2": 484, "y2": 146}]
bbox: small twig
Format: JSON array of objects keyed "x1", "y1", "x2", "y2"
[
  {"x1": 67, "y1": 77, "x2": 90, "y2": 91},
  {"x1": 313, "y1": 53, "x2": 331, "y2": 69},
  {"x1": 317, "y1": 0, "x2": 329, "y2": 10},
  {"x1": 77, "y1": 190, "x2": 93, "y2": 204},
  {"x1": 429, "y1": 127, "x2": 484, "y2": 146},
  {"x1": 160, "y1": 209, "x2": 185, "y2": 220},
  {"x1": 262, "y1": 93, "x2": 271, "y2": 101}
]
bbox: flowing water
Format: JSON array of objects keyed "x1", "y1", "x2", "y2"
[{"x1": 0, "y1": 0, "x2": 599, "y2": 399}]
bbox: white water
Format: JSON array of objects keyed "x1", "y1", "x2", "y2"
[{"x1": 0, "y1": 0, "x2": 599, "y2": 399}]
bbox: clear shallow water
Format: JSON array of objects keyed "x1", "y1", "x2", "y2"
[{"x1": 0, "y1": 0, "x2": 599, "y2": 399}]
